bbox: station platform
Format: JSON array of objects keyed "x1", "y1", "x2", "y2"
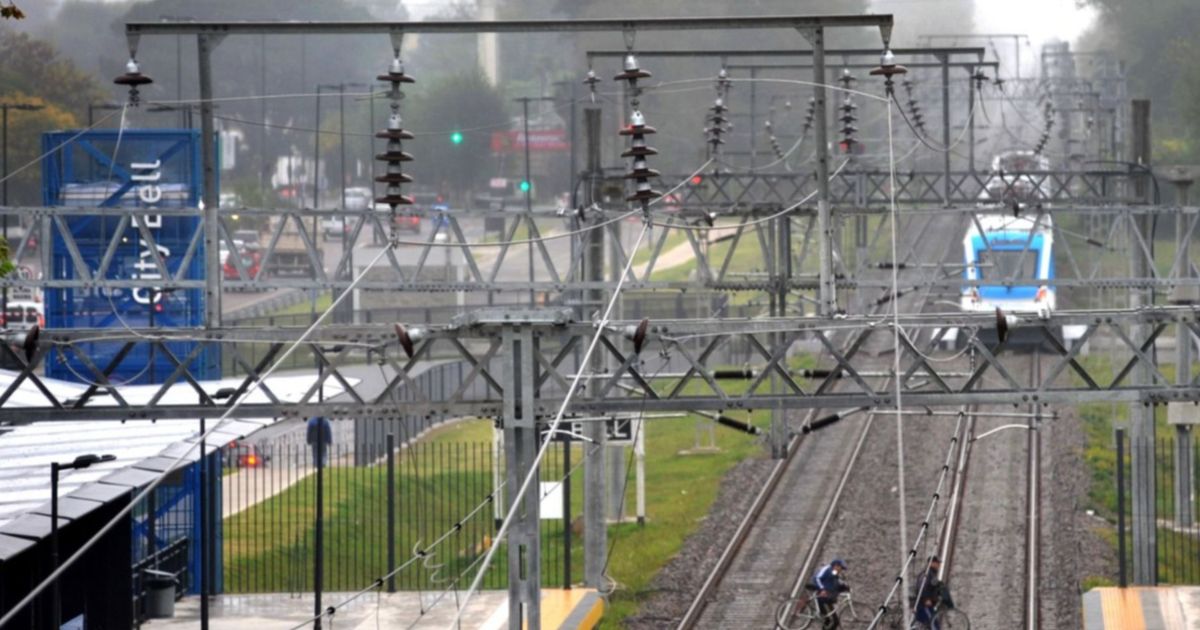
[
  {"x1": 146, "y1": 588, "x2": 604, "y2": 629},
  {"x1": 1082, "y1": 587, "x2": 1200, "y2": 629}
]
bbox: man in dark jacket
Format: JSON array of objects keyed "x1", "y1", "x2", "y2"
[
  {"x1": 306, "y1": 416, "x2": 333, "y2": 467},
  {"x1": 811, "y1": 558, "x2": 849, "y2": 628},
  {"x1": 915, "y1": 556, "x2": 954, "y2": 628}
]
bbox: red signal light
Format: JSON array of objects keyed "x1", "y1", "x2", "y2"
[{"x1": 690, "y1": 175, "x2": 703, "y2": 185}]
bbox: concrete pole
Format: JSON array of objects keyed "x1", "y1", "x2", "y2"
[
  {"x1": 198, "y1": 34, "x2": 223, "y2": 328},
  {"x1": 582, "y1": 107, "x2": 608, "y2": 588},
  {"x1": 1129, "y1": 98, "x2": 1157, "y2": 584},
  {"x1": 802, "y1": 26, "x2": 836, "y2": 316}
]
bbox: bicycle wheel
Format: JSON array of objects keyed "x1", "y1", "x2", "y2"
[
  {"x1": 775, "y1": 598, "x2": 818, "y2": 630},
  {"x1": 934, "y1": 608, "x2": 969, "y2": 629}
]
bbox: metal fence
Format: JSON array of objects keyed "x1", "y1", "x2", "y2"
[
  {"x1": 220, "y1": 438, "x2": 580, "y2": 594},
  {"x1": 1114, "y1": 430, "x2": 1200, "y2": 585}
]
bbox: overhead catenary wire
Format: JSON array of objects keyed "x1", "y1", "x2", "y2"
[
  {"x1": 644, "y1": 157, "x2": 852, "y2": 232},
  {"x1": 447, "y1": 220, "x2": 651, "y2": 629}
]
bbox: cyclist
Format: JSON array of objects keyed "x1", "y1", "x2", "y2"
[
  {"x1": 914, "y1": 556, "x2": 954, "y2": 629},
  {"x1": 811, "y1": 558, "x2": 850, "y2": 628}
]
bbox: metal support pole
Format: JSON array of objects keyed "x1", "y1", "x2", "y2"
[
  {"x1": 199, "y1": 417, "x2": 209, "y2": 630},
  {"x1": 51, "y1": 462, "x2": 61, "y2": 630},
  {"x1": 197, "y1": 34, "x2": 222, "y2": 328},
  {"x1": 1174, "y1": 184, "x2": 1196, "y2": 528},
  {"x1": 802, "y1": 26, "x2": 835, "y2": 316},
  {"x1": 562, "y1": 438, "x2": 572, "y2": 588},
  {"x1": 770, "y1": 215, "x2": 788, "y2": 458},
  {"x1": 749, "y1": 67, "x2": 758, "y2": 170},
  {"x1": 1130, "y1": 99, "x2": 1156, "y2": 584},
  {"x1": 1116, "y1": 428, "x2": 1127, "y2": 587},
  {"x1": 523, "y1": 97, "x2": 534, "y2": 306},
  {"x1": 313, "y1": 85, "x2": 323, "y2": 210},
  {"x1": 2, "y1": 106, "x2": 8, "y2": 331},
  {"x1": 967, "y1": 68, "x2": 976, "y2": 173},
  {"x1": 502, "y1": 326, "x2": 541, "y2": 630},
  {"x1": 582, "y1": 107, "x2": 608, "y2": 588},
  {"x1": 939, "y1": 54, "x2": 952, "y2": 208},
  {"x1": 314, "y1": 427, "x2": 324, "y2": 629},
  {"x1": 635, "y1": 415, "x2": 645, "y2": 525},
  {"x1": 339, "y1": 84, "x2": 346, "y2": 210},
  {"x1": 386, "y1": 432, "x2": 396, "y2": 593},
  {"x1": 259, "y1": 33, "x2": 267, "y2": 207}
]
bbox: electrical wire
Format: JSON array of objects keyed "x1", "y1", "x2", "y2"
[
  {"x1": 447, "y1": 221, "x2": 651, "y2": 629},
  {"x1": 0, "y1": 242, "x2": 396, "y2": 629},
  {"x1": 643, "y1": 158, "x2": 852, "y2": 232}
]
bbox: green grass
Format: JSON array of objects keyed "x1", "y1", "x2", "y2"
[
  {"x1": 633, "y1": 228, "x2": 690, "y2": 267},
  {"x1": 1073, "y1": 355, "x2": 1200, "y2": 586},
  {"x1": 220, "y1": 361, "x2": 821, "y2": 625},
  {"x1": 272, "y1": 292, "x2": 334, "y2": 318}
]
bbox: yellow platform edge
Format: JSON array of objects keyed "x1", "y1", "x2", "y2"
[{"x1": 541, "y1": 588, "x2": 604, "y2": 630}]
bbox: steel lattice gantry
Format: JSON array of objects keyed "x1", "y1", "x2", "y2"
[
  {"x1": 4, "y1": 307, "x2": 1200, "y2": 422},
  {"x1": 0, "y1": 201, "x2": 1192, "y2": 294}
]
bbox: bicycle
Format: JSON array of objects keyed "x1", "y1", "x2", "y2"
[
  {"x1": 775, "y1": 586, "x2": 864, "y2": 629},
  {"x1": 877, "y1": 600, "x2": 970, "y2": 630}
]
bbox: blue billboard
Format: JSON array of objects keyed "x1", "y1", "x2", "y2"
[{"x1": 41, "y1": 129, "x2": 220, "y2": 384}]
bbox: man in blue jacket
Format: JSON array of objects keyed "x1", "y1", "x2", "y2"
[
  {"x1": 811, "y1": 558, "x2": 849, "y2": 628},
  {"x1": 307, "y1": 416, "x2": 333, "y2": 467}
]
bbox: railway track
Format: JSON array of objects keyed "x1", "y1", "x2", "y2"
[
  {"x1": 677, "y1": 244, "x2": 1059, "y2": 629},
  {"x1": 929, "y1": 350, "x2": 1045, "y2": 630},
  {"x1": 676, "y1": 211, "x2": 966, "y2": 629}
]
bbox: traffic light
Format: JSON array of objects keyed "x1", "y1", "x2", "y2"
[
  {"x1": 519, "y1": 180, "x2": 531, "y2": 193},
  {"x1": 690, "y1": 175, "x2": 704, "y2": 186},
  {"x1": 450, "y1": 131, "x2": 464, "y2": 145}
]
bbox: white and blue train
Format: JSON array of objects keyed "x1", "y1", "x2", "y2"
[
  {"x1": 961, "y1": 213, "x2": 1056, "y2": 317},
  {"x1": 939, "y1": 212, "x2": 1083, "y2": 348}
]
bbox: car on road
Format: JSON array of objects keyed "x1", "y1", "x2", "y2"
[
  {"x1": 223, "y1": 247, "x2": 262, "y2": 281},
  {"x1": 320, "y1": 214, "x2": 346, "y2": 240},
  {"x1": 225, "y1": 440, "x2": 269, "y2": 469},
  {"x1": 232, "y1": 229, "x2": 261, "y2": 249},
  {"x1": 2, "y1": 301, "x2": 43, "y2": 331}
]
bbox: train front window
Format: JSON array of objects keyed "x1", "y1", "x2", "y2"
[{"x1": 976, "y1": 249, "x2": 1039, "y2": 280}]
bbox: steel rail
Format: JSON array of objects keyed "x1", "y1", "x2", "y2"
[
  {"x1": 778, "y1": 404, "x2": 882, "y2": 627},
  {"x1": 1025, "y1": 351, "x2": 1042, "y2": 629}
]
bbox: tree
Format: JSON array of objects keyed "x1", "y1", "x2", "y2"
[
  {"x1": 404, "y1": 71, "x2": 509, "y2": 200},
  {"x1": 0, "y1": 30, "x2": 104, "y2": 205},
  {"x1": 1080, "y1": 0, "x2": 1200, "y2": 161}
]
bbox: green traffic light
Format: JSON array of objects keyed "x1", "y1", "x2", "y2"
[
  {"x1": 519, "y1": 180, "x2": 531, "y2": 192},
  {"x1": 450, "y1": 131, "x2": 464, "y2": 145}
]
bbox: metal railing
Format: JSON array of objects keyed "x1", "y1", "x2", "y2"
[
  {"x1": 220, "y1": 439, "x2": 579, "y2": 594},
  {"x1": 1114, "y1": 430, "x2": 1200, "y2": 585}
]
